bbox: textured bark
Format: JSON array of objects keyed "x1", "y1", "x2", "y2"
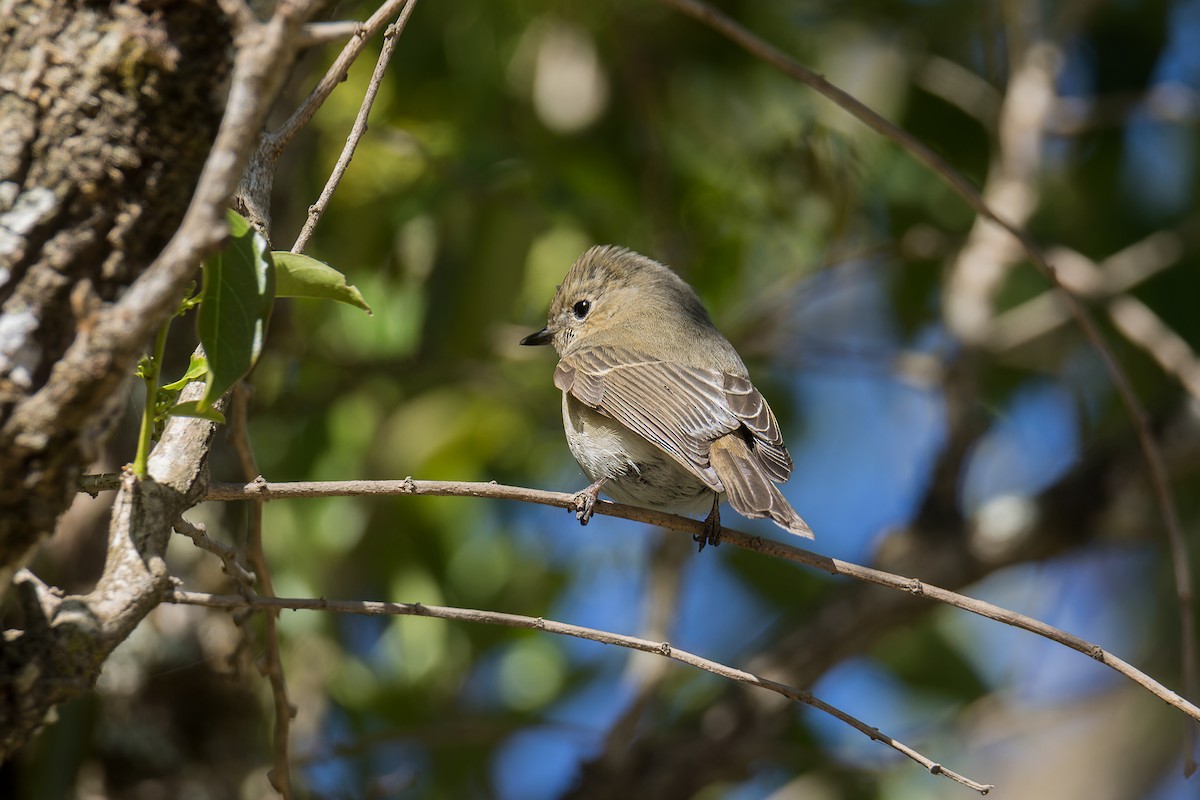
[
  {"x1": 0, "y1": 0, "x2": 231, "y2": 580},
  {"x1": 0, "y1": 381, "x2": 222, "y2": 760}
]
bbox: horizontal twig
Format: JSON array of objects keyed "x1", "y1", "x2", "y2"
[
  {"x1": 194, "y1": 477, "x2": 1200, "y2": 727},
  {"x1": 75, "y1": 472, "x2": 1200, "y2": 729},
  {"x1": 166, "y1": 589, "x2": 994, "y2": 794}
]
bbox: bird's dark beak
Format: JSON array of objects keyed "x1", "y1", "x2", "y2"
[{"x1": 520, "y1": 327, "x2": 553, "y2": 346}]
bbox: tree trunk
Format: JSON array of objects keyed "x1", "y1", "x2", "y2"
[{"x1": 0, "y1": 0, "x2": 230, "y2": 580}]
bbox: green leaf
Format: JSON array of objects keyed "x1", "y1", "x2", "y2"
[
  {"x1": 169, "y1": 400, "x2": 226, "y2": 424},
  {"x1": 273, "y1": 251, "x2": 372, "y2": 314},
  {"x1": 197, "y1": 209, "x2": 275, "y2": 410},
  {"x1": 161, "y1": 354, "x2": 209, "y2": 391}
]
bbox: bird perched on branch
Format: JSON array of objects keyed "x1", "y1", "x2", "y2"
[{"x1": 521, "y1": 245, "x2": 813, "y2": 550}]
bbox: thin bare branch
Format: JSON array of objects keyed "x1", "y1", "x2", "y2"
[
  {"x1": 193, "y1": 477, "x2": 1200, "y2": 728},
  {"x1": 238, "y1": 0, "x2": 415, "y2": 232},
  {"x1": 173, "y1": 515, "x2": 257, "y2": 590},
  {"x1": 292, "y1": 0, "x2": 420, "y2": 253},
  {"x1": 166, "y1": 590, "x2": 995, "y2": 794},
  {"x1": 229, "y1": 384, "x2": 294, "y2": 797},
  {"x1": 80, "y1": 471, "x2": 123, "y2": 495},
  {"x1": 263, "y1": 0, "x2": 414, "y2": 158}
]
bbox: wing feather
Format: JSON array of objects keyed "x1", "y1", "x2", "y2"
[
  {"x1": 556, "y1": 345, "x2": 793, "y2": 489},
  {"x1": 710, "y1": 436, "x2": 813, "y2": 538}
]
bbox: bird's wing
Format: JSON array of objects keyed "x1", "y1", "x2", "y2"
[
  {"x1": 710, "y1": 435, "x2": 812, "y2": 537},
  {"x1": 554, "y1": 345, "x2": 793, "y2": 489},
  {"x1": 718, "y1": 371, "x2": 793, "y2": 483}
]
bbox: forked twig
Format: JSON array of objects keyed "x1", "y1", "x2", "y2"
[
  {"x1": 263, "y1": 0, "x2": 414, "y2": 157},
  {"x1": 292, "y1": 0, "x2": 420, "y2": 252}
]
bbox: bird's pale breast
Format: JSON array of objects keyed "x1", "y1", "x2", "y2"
[{"x1": 561, "y1": 393, "x2": 714, "y2": 515}]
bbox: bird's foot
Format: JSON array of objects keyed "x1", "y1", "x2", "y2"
[
  {"x1": 571, "y1": 478, "x2": 608, "y2": 526},
  {"x1": 694, "y1": 496, "x2": 722, "y2": 552}
]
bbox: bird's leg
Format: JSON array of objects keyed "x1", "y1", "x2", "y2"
[
  {"x1": 572, "y1": 477, "x2": 609, "y2": 526},
  {"x1": 696, "y1": 493, "x2": 722, "y2": 552}
]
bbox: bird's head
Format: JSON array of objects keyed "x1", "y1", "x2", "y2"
[{"x1": 520, "y1": 244, "x2": 710, "y2": 355}]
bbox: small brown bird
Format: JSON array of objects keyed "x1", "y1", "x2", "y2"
[{"x1": 521, "y1": 245, "x2": 813, "y2": 549}]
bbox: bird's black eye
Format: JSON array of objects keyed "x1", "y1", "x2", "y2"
[{"x1": 572, "y1": 300, "x2": 591, "y2": 319}]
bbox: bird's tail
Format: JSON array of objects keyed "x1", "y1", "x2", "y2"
[{"x1": 709, "y1": 434, "x2": 814, "y2": 539}]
